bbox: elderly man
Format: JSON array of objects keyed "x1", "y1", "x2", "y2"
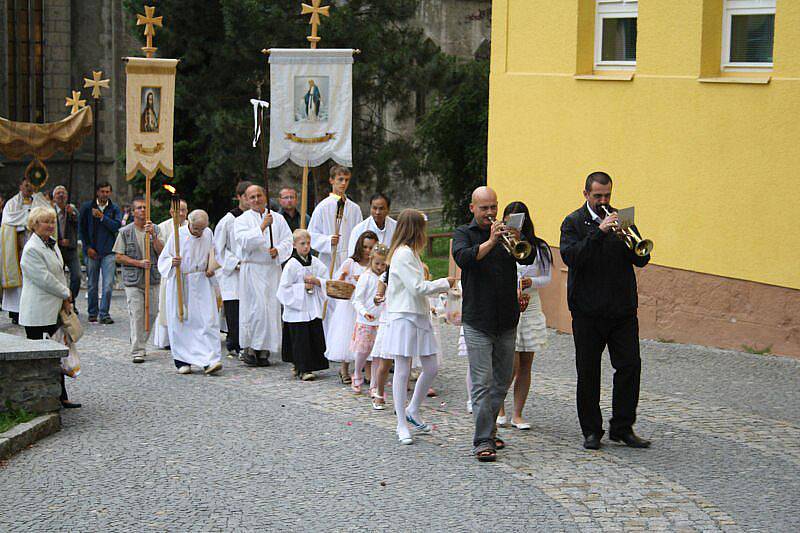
[
  {"x1": 278, "y1": 187, "x2": 310, "y2": 233},
  {"x1": 1, "y1": 178, "x2": 50, "y2": 323},
  {"x1": 214, "y1": 180, "x2": 251, "y2": 359},
  {"x1": 234, "y1": 185, "x2": 293, "y2": 367},
  {"x1": 157, "y1": 209, "x2": 222, "y2": 375},
  {"x1": 152, "y1": 198, "x2": 188, "y2": 349},
  {"x1": 53, "y1": 186, "x2": 82, "y2": 311},
  {"x1": 113, "y1": 198, "x2": 164, "y2": 364},
  {"x1": 453, "y1": 186, "x2": 536, "y2": 463}
]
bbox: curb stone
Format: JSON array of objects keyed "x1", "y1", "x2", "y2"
[{"x1": 0, "y1": 413, "x2": 61, "y2": 460}]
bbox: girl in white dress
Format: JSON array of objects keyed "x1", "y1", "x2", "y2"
[
  {"x1": 350, "y1": 242, "x2": 389, "y2": 394},
  {"x1": 325, "y1": 230, "x2": 378, "y2": 383},
  {"x1": 368, "y1": 271, "x2": 391, "y2": 410},
  {"x1": 383, "y1": 210, "x2": 454, "y2": 445},
  {"x1": 497, "y1": 202, "x2": 552, "y2": 430}
]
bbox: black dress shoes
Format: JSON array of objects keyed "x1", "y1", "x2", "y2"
[
  {"x1": 61, "y1": 401, "x2": 82, "y2": 409},
  {"x1": 609, "y1": 430, "x2": 651, "y2": 448},
  {"x1": 583, "y1": 433, "x2": 602, "y2": 450}
]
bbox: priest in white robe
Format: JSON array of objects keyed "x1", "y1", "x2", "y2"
[
  {"x1": 153, "y1": 199, "x2": 188, "y2": 348},
  {"x1": 157, "y1": 209, "x2": 222, "y2": 375},
  {"x1": 1, "y1": 179, "x2": 50, "y2": 319},
  {"x1": 347, "y1": 192, "x2": 396, "y2": 256},
  {"x1": 234, "y1": 185, "x2": 293, "y2": 367}
]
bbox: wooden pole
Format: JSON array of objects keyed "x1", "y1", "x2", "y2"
[
  {"x1": 171, "y1": 196, "x2": 184, "y2": 322},
  {"x1": 144, "y1": 176, "x2": 151, "y2": 331},
  {"x1": 92, "y1": 98, "x2": 99, "y2": 192},
  {"x1": 300, "y1": 163, "x2": 309, "y2": 229},
  {"x1": 256, "y1": 90, "x2": 274, "y2": 248},
  {"x1": 321, "y1": 198, "x2": 344, "y2": 319}
]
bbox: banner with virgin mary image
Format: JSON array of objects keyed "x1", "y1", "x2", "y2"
[
  {"x1": 124, "y1": 57, "x2": 178, "y2": 180},
  {"x1": 267, "y1": 49, "x2": 353, "y2": 168}
]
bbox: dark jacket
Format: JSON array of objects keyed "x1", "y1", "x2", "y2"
[
  {"x1": 79, "y1": 199, "x2": 122, "y2": 258},
  {"x1": 56, "y1": 204, "x2": 79, "y2": 251},
  {"x1": 453, "y1": 219, "x2": 535, "y2": 336},
  {"x1": 559, "y1": 204, "x2": 650, "y2": 318}
]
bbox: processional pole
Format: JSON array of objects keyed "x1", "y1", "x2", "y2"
[
  {"x1": 83, "y1": 71, "x2": 109, "y2": 193},
  {"x1": 64, "y1": 90, "x2": 87, "y2": 196}
]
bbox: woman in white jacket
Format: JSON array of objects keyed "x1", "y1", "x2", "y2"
[
  {"x1": 19, "y1": 206, "x2": 80, "y2": 408},
  {"x1": 383, "y1": 209, "x2": 454, "y2": 445}
]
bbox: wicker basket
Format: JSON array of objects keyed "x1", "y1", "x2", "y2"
[{"x1": 326, "y1": 280, "x2": 356, "y2": 300}]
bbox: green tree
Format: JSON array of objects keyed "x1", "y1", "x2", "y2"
[{"x1": 122, "y1": 0, "x2": 446, "y2": 223}]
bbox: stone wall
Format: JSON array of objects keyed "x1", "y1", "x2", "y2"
[{"x1": 0, "y1": 333, "x2": 67, "y2": 414}]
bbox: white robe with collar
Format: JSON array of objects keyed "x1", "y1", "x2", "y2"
[
  {"x1": 307, "y1": 194, "x2": 363, "y2": 272},
  {"x1": 234, "y1": 209, "x2": 293, "y2": 352},
  {"x1": 157, "y1": 226, "x2": 221, "y2": 367},
  {"x1": 347, "y1": 215, "x2": 397, "y2": 257},
  {"x1": 213, "y1": 211, "x2": 243, "y2": 301},
  {"x1": 153, "y1": 218, "x2": 187, "y2": 349}
]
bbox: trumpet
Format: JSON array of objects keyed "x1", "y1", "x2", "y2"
[
  {"x1": 489, "y1": 216, "x2": 532, "y2": 260},
  {"x1": 600, "y1": 206, "x2": 653, "y2": 257}
]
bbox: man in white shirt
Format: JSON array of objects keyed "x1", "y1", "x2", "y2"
[
  {"x1": 213, "y1": 180, "x2": 251, "y2": 358},
  {"x1": 347, "y1": 192, "x2": 396, "y2": 256}
]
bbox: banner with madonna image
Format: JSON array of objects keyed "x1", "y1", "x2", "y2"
[
  {"x1": 124, "y1": 57, "x2": 178, "y2": 180},
  {"x1": 267, "y1": 48, "x2": 354, "y2": 168}
]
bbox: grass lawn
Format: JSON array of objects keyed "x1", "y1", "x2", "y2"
[
  {"x1": 421, "y1": 228, "x2": 454, "y2": 280},
  {"x1": 0, "y1": 405, "x2": 37, "y2": 434}
]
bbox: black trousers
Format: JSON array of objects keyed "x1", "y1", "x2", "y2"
[
  {"x1": 62, "y1": 248, "x2": 82, "y2": 308},
  {"x1": 25, "y1": 324, "x2": 68, "y2": 402},
  {"x1": 572, "y1": 314, "x2": 641, "y2": 437},
  {"x1": 223, "y1": 299, "x2": 240, "y2": 352}
]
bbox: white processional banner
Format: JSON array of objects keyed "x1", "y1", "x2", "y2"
[{"x1": 268, "y1": 48, "x2": 353, "y2": 169}]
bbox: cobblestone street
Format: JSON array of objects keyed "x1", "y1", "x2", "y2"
[{"x1": 1, "y1": 293, "x2": 798, "y2": 532}]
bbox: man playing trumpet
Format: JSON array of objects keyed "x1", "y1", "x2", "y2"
[{"x1": 559, "y1": 171, "x2": 651, "y2": 450}]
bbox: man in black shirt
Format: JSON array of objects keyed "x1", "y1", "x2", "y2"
[
  {"x1": 560, "y1": 171, "x2": 651, "y2": 450},
  {"x1": 453, "y1": 186, "x2": 535, "y2": 462},
  {"x1": 278, "y1": 187, "x2": 310, "y2": 232}
]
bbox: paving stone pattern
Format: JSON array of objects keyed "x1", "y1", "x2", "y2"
[{"x1": 0, "y1": 293, "x2": 798, "y2": 531}]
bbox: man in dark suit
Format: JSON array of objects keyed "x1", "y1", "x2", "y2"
[
  {"x1": 53, "y1": 186, "x2": 81, "y2": 313},
  {"x1": 559, "y1": 171, "x2": 651, "y2": 450}
]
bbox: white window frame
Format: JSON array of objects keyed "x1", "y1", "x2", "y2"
[
  {"x1": 721, "y1": 0, "x2": 776, "y2": 71},
  {"x1": 594, "y1": 0, "x2": 638, "y2": 70}
]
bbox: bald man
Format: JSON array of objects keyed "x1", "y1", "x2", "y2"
[
  {"x1": 453, "y1": 186, "x2": 536, "y2": 462},
  {"x1": 233, "y1": 185, "x2": 293, "y2": 366},
  {"x1": 158, "y1": 209, "x2": 222, "y2": 375}
]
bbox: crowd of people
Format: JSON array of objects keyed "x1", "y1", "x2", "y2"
[{"x1": 0, "y1": 167, "x2": 651, "y2": 461}]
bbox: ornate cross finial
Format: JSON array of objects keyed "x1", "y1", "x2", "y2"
[
  {"x1": 65, "y1": 90, "x2": 87, "y2": 114},
  {"x1": 301, "y1": 0, "x2": 330, "y2": 49},
  {"x1": 136, "y1": 5, "x2": 163, "y2": 58},
  {"x1": 83, "y1": 71, "x2": 110, "y2": 100}
]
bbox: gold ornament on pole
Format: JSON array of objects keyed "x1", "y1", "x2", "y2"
[
  {"x1": 83, "y1": 71, "x2": 110, "y2": 100},
  {"x1": 65, "y1": 90, "x2": 86, "y2": 115},
  {"x1": 136, "y1": 5, "x2": 163, "y2": 59},
  {"x1": 301, "y1": 0, "x2": 330, "y2": 49}
]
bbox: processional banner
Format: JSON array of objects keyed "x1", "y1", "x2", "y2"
[
  {"x1": 268, "y1": 48, "x2": 353, "y2": 168},
  {"x1": 125, "y1": 57, "x2": 178, "y2": 180}
]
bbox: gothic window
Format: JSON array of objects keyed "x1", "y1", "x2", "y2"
[{"x1": 6, "y1": 0, "x2": 45, "y2": 122}]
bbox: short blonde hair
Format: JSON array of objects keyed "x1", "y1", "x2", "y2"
[
  {"x1": 293, "y1": 228, "x2": 311, "y2": 242},
  {"x1": 27, "y1": 206, "x2": 56, "y2": 232}
]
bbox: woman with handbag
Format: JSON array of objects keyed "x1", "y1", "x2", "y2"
[{"x1": 19, "y1": 206, "x2": 81, "y2": 408}]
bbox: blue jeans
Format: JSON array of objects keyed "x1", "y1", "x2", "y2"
[{"x1": 86, "y1": 253, "x2": 116, "y2": 319}]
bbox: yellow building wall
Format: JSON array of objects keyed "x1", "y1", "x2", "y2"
[{"x1": 488, "y1": 0, "x2": 800, "y2": 290}]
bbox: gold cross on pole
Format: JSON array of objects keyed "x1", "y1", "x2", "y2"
[
  {"x1": 65, "y1": 90, "x2": 87, "y2": 114},
  {"x1": 301, "y1": 0, "x2": 330, "y2": 48},
  {"x1": 136, "y1": 5, "x2": 163, "y2": 58},
  {"x1": 83, "y1": 71, "x2": 110, "y2": 100}
]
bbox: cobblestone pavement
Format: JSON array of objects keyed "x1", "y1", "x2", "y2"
[{"x1": 1, "y1": 293, "x2": 798, "y2": 531}]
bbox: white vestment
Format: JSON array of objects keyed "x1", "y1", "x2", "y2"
[
  {"x1": 277, "y1": 255, "x2": 329, "y2": 322},
  {"x1": 234, "y1": 209, "x2": 293, "y2": 352},
  {"x1": 153, "y1": 218, "x2": 186, "y2": 348},
  {"x1": 325, "y1": 258, "x2": 366, "y2": 362},
  {"x1": 157, "y1": 226, "x2": 221, "y2": 367},
  {"x1": 346, "y1": 215, "x2": 397, "y2": 257},
  {"x1": 308, "y1": 194, "x2": 362, "y2": 272},
  {"x1": 1, "y1": 192, "x2": 50, "y2": 313},
  {"x1": 213, "y1": 211, "x2": 243, "y2": 301}
]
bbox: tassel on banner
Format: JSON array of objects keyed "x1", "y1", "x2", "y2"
[{"x1": 250, "y1": 99, "x2": 270, "y2": 147}]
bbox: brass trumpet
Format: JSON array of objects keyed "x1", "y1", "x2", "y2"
[
  {"x1": 600, "y1": 206, "x2": 653, "y2": 257},
  {"x1": 489, "y1": 216, "x2": 532, "y2": 260}
]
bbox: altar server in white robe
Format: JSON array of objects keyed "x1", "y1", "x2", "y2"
[
  {"x1": 234, "y1": 184, "x2": 293, "y2": 367},
  {"x1": 308, "y1": 165, "x2": 363, "y2": 271},
  {"x1": 153, "y1": 198, "x2": 188, "y2": 348},
  {"x1": 1, "y1": 179, "x2": 50, "y2": 318},
  {"x1": 214, "y1": 180, "x2": 251, "y2": 359},
  {"x1": 157, "y1": 209, "x2": 222, "y2": 375},
  {"x1": 347, "y1": 192, "x2": 396, "y2": 256}
]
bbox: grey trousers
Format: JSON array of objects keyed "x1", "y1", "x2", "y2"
[
  {"x1": 124, "y1": 285, "x2": 159, "y2": 356},
  {"x1": 463, "y1": 324, "x2": 517, "y2": 452}
]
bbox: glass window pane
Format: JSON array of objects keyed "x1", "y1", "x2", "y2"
[
  {"x1": 601, "y1": 17, "x2": 638, "y2": 62},
  {"x1": 730, "y1": 14, "x2": 774, "y2": 63}
]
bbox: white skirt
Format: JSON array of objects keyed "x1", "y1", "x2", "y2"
[
  {"x1": 369, "y1": 319, "x2": 392, "y2": 360},
  {"x1": 516, "y1": 290, "x2": 547, "y2": 353},
  {"x1": 382, "y1": 312, "x2": 438, "y2": 359}
]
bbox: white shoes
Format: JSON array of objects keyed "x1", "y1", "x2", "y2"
[
  {"x1": 177, "y1": 365, "x2": 192, "y2": 375},
  {"x1": 204, "y1": 362, "x2": 223, "y2": 375},
  {"x1": 397, "y1": 429, "x2": 413, "y2": 445},
  {"x1": 466, "y1": 400, "x2": 473, "y2": 414},
  {"x1": 511, "y1": 421, "x2": 531, "y2": 430},
  {"x1": 496, "y1": 415, "x2": 508, "y2": 426}
]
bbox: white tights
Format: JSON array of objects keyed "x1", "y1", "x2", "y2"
[
  {"x1": 352, "y1": 351, "x2": 370, "y2": 387},
  {"x1": 393, "y1": 354, "x2": 438, "y2": 438}
]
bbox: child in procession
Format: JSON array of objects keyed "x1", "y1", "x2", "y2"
[{"x1": 277, "y1": 229, "x2": 330, "y2": 381}]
